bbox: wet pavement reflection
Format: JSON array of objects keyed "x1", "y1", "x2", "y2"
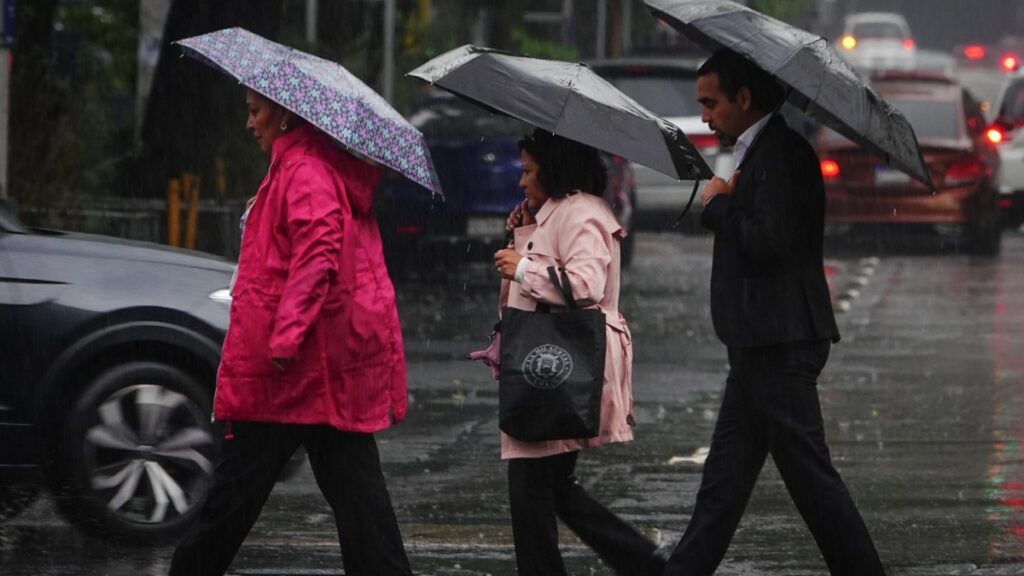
[{"x1": 4, "y1": 231, "x2": 1024, "y2": 574}]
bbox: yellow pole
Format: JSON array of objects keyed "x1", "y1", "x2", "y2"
[
  {"x1": 215, "y1": 157, "x2": 227, "y2": 200},
  {"x1": 184, "y1": 172, "x2": 200, "y2": 250},
  {"x1": 167, "y1": 178, "x2": 181, "y2": 247}
]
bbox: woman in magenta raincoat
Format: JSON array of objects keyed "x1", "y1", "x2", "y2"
[
  {"x1": 170, "y1": 89, "x2": 411, "y2": 576},
  {"x1": 476, "y1": 129, "x2": 665, "y2": 576}
]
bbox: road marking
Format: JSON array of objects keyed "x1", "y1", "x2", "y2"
[
  {"x1": 835, "y1": 257, "x2": 880, "y2": 314},
  {"x1": 667, "y1": 446, "x2": 709, "y2": 465}
]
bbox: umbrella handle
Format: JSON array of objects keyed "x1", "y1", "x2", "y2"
[{"x1": 671, "y1": 180, "x2": 701, "y2": 229}]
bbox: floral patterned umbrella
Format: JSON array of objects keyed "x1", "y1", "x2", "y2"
[{"x1": 175, "y1": 27, "x2": 442, "y2": 195}]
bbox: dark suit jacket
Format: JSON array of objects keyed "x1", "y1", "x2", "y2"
[{"x1": 700, "y1": 115, "x2": 840, "y2": 348}]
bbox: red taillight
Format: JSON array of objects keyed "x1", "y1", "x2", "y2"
[
  {"x1": 1002, "y1": 54, "x2": 1020, "y2": 72},
  {"x1": 396, "y1": 225, "x2": 423, "y2": 235},
  {"x1": 964, "y1": 44, "x2": 986, "y2": 60},
  {"x1": 690, "y1": 134, "x2": 719, "y2": 149},
  {"x1": 820, "y1": 159, "x2": 840, "y2": 179},
  {"x1": 987, "y1": 127, "x2": 1005, "y2": 144},
  {"x1": 902, "y1": 38, "x2": 916, "y2": 51},
  {"x1": 943, "y1": 157, "x2": 983, "y2": 187}
]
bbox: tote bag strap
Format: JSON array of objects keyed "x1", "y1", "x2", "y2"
[{"x1": 546, "y1": 266, "x2": 578, "y2": 310}]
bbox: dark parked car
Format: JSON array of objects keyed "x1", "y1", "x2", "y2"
[
  {"x1": 816, "y1": 71, "x2": 1002, "y2": 255},
  {"x1": 0, "y1": 202, "x2": 232, "y2": 542},
  {"x1": 376, "y1": 90, "x2": 637, "y2": 274}
]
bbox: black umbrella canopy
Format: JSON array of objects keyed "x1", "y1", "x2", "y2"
[
  {"x1": 408, "y1": 45, "x2": 713, "y2": 182},
  {"x1": 645, "y1": 0, "x2": 933, "y2": 189}
]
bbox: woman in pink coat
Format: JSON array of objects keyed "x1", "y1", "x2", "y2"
[
  {"x1": 170, "y1": 89, "x2": 412, "y2": 576},
  {"x1": 485, "y1": 129, "x2": 665, "y2": 576}
]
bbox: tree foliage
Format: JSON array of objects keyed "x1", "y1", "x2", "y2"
[
  {"x1": 10, "y1": 0, "x2": 139, "y2": 212},
  {"x1": 750, "y1": 0, "x2": 813, "y2": 23}
]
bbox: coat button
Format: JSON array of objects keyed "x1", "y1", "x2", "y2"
[{"x1": 527, "y1": 241, "x2": 533, "y2": 250}]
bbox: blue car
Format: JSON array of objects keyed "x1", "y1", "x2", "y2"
[{"x1": 376, "y1": 91, "x2": 636, "y2": 275}]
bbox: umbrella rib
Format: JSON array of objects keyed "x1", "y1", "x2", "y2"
[
  {"x1": 794, "y1": 38, "x2": 829, "y2": 111},
  {"x1": 551, "y1": 64, "x2": 585, "y2": 134}
]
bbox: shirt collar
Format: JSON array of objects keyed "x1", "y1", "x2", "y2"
[
  {"x1": 534, "y1": 195, "x2": 560, "y2": 225},
  {"x1": 269, "y1": 123, "x2": 317, "y2": 166},
  {"x1": 732, "y1": 113, "x2": 772, "y2": 169}
]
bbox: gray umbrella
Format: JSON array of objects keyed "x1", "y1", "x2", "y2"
[
  {"x1": 408, "y1": 45, "x2": 714, "y2": 182},
  {"x1": 645, "y1": 0, "x2": 933, "y2": 188}
]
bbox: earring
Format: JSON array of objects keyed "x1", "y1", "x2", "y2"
[{"x1": 280, "y1": 120, "x2": 288, "y2": 131}]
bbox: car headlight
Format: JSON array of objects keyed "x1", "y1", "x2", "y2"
[{"x1": 208, "y1": 288, "x2": 232, "y2": 304}]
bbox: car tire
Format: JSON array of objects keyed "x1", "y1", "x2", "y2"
[
  {"x1": 969, "y1": 192, "x2": 1003, "y2": 256},
  {"x1": 54, "y1": 362, "x2": 217, "y2": 544},
  {"x1": 0, "y1": 484, "x2": 40, "y2": 521},
  {"x1": 620, "y1": 232, "x2": 635, "y2": 269}
]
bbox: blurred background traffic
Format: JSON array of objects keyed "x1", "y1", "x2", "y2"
[{"x1": 5, "y1": 0, "x2": 1024, "y2": 267}]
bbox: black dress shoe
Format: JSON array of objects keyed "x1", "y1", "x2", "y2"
[{"x1": 646, "y1": 544, "x2": 673, "y2": 576}]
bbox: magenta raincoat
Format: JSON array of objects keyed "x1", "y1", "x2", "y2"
[{"x1": 215, "y1": 123, "x2": 407, "y2": 432}]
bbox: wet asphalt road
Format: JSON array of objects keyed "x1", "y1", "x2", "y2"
[{"x1": 4, "y1": 229, "x2": 1024, "y2": 575}]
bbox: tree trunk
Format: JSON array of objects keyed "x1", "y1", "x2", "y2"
[
  {"x1": 9, "y1": 0, "x2": 60, "y2": 207},
  {"x1": 126, "y1": 0, "x2": 283, "y2": 199}
]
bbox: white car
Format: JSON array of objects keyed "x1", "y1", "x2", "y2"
[
  {"x1": 987, "y1": 72, "x2": 1024, "y2": 227},
  {"x1": 839, "y1": 12, "x2": 917, "y2": 72},
  {"x1": 587, "y1": 58, "x2": 734, "y2": 228},
  {"x1": 994, "y1": 126, "x2": 1024, "y2": 228}
]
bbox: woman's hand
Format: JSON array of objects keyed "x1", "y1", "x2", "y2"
[
  {"x1": 505, "y1": 200, "x2": 536, "y2": 233},
  {"x1": 494, "y1": 248, "x2": 523, "y2": 280}
]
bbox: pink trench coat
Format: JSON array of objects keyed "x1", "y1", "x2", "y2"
[
  {"x1": 215, "y1": 124, "x2": 407, "y2": 432},
  {"x1": 498, "y1": 192, "x2": 634, "y2": 459}
]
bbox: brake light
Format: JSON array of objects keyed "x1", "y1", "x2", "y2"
[
  {"x1": 689, "y1": 133, "x2": 719, "y2": 149},
  {"x1": 1002, "y1": 54, "x2": 1020, "y2": 72},
  {"x1": 964, "y1": 45, "x2": 986, "y2": 60},
  {"x1": 840, "y1": 35, "x2": 857, "y2": 50},
  {"x1": 820, "y1": 159, "x2": 840, "y2": 180},
  {"x1": 943, "y1": 157, "x2": 983, "y2": 187},
  {"x1": 396, "y1": 225, "x2": 423, "y2": 235},
  {"x1": 987, "y1": 127, "x2": 1005, "y2": 144},
  {"x1": 903, "y1": 38, "x2": 916, "y2": 51}
]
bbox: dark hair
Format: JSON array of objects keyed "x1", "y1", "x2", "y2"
[
  {"x1": 518, "y1": 128, "x2": 607, "y2": 198},
  {"x1": 697, "y1": 49, "x2": 786, "y2": 114}
]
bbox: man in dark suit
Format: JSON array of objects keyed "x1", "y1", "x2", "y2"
[{"x1": 660, "y1": 49, "x2": 886, "y2": 575}]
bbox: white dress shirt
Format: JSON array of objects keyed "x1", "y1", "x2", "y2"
[{"x1": 732, "y1": 113, "x2": 772, "y2": 170}]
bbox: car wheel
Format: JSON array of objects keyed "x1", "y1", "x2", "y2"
[
  {"x1": 0, "y1": 484, "x2": 40, "y2": 521},
  {"x1": 620, "y1": 232, "x2": 635, "y2": 269},
  {"x1": 969, "y1": 193, "x2": 1003, "y2": 256},
  {"x1": 54, "y1": 362, "x2": 216, "y2": 543},
  {"x1": 619, "y1": 188, "x2": 638, "y2": 270}
]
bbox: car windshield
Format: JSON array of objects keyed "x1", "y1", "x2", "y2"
[
  {"x1": 407, "y1": 97, "x2": 529, "y2": 140},
  {"x1": 823, "y1": 97, "x2": 960, "y2": 142},
  {"x1": 594, "y1": 71, "x2": 702, "y2": 118},
  {"x1": 851, "y1": 21, "x2": 906, "y2": 39}
]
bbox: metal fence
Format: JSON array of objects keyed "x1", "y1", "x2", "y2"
[{"x1": 18, "y1": 197, "x2": 247, "y2": 260}]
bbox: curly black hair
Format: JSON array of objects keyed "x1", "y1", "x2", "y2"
[{"x1": 518, "y1": 128, "x2": 607, "y2": 199}]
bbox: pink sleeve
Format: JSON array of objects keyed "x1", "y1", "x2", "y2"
[
  {"x1": 519, "y1": 215, "x2": 612, "y2": 307},
  {"x1": 268, "y1": 161, "x2": 343, "y2": 358}
]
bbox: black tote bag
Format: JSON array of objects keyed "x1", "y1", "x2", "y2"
[{"x1": 498, "y1": 266, "x2": 606, "y2": 442}]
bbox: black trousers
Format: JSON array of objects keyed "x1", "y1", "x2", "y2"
[
  {"x1": 169, "y1": 422, "x2": 411, "y2": 576},
  {"x1": 508, "y1": 451, "x2": 660, "y2": 576},
  {"x1": 663, "y1": 341, "x2": 885, "y2": 576}
]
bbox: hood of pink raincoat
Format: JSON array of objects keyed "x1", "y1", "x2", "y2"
[{"x1": 271, "y1": 123, "x2": 381, "y2": 215}]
